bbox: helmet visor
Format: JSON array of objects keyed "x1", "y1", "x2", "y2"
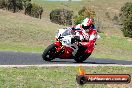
[{"x1": 82, "y1": 25, "x2": 91, "y2": 30}]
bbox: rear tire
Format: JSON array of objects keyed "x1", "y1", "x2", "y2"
[
  {"x1": 42, "y1": 44, "x2": 57, "y2": 61},
  {"x1": 74, "y1": 53, "x2": 91, "y2": 63}
]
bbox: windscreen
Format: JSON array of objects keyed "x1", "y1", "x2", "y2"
[{"x1": 61, "y1": 28, "x2": 72, "y2": 36}]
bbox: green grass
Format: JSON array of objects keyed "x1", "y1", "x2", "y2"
[
  {"x1": 0, "y1": 10, "x2": 63, "y2": 52},
  {"x1": 0, "y1": 0, "x2": 132, "y2": 61},
  {"x1": 0, "y1": 42, "x2": 43, "y2": 52},
  {"x1": 91, "y1": 33, "x2": 132, "y2": 60},
  {"x1": 32, "y1": 0, "x2": 132, "y2": 18},
  {"x1": 0, "y1": 9, "x2": 132, "y2": 60},
  {"x1": 30, "y1": 0, "x2": 85, "y2": 20},
  {"x1": 0, "y1": 66, "x2": 132, "y2": 88}
]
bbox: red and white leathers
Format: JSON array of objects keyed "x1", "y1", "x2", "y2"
[{"x1": 72, "y1": 24, "x2": 98, "y2": 54}]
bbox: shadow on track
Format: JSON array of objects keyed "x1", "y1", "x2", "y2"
[{"x1": 51, "y1": 58, "x2": 132, "y2": 65}]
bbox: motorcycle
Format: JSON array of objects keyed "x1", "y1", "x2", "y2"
[{"x1": 42, "y1": 27, "x2": 99, "y2": 63}]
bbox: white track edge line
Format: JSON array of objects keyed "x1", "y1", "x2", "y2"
[{"x1": 0, "y1": 64, "x2": 132, "y2": 67}]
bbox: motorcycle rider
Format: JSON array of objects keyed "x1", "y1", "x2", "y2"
[{"x1": 72, "y1": 18, "x2": 98, "y2": 54}]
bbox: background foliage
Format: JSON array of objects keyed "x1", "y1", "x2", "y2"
[
  {"x1": 120, "y1": 2, "x2": 132, "y2": 38},
  {"x1": 74, "y1": 6, "x2": 96, "y2": 25},
  {"x1": 50, "y1": 9, "x2": 73, "y2": 25},
  {"x1": 0, "y1": 0, "x2": 43, "y2": 19}
]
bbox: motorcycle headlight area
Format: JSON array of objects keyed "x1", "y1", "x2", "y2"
[{"x1": 61, "y1": 36, "x2": 72, "y2": 45}]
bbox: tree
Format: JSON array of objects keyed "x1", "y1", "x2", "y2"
[
  {"x1": 120, "y1": 2, "x2": 132, "y2": 38},
  {"x1": 50, "y1": 9, "x2": 73, "y2": 25},
  {"x1": 74, "y1": 6, "x2": 96, "y2": 25}
]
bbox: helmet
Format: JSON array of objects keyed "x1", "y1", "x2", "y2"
[{"x1": 81, "y1": 18, "x2": 93, "y2": 30}]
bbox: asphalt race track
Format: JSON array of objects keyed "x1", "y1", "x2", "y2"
[{"x1": 0, "y1": 51, "x2": 132, "y2": 65}]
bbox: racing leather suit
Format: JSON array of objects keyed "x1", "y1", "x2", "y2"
[{"x1": 72, "y1": 24, "x2": 97, "y2": 54}]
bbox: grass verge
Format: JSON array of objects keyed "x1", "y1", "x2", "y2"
[
  {"x1": 91, "y1": 33, "x2": 132, "y2": 60},
  {"x1": 0, "y1": 66, "x2": 132, "y2": 88}
]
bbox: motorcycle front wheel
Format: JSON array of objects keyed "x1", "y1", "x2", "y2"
[{"x1": 42, "y1": 44, "x2": 57, "y2": 61}]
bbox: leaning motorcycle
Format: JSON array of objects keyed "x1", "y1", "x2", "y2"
[{"x1": 42, "y1": 27, "x2": 99, "y2": 63}]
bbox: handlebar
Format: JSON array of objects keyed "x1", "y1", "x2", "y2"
[
  {"x1": 58, "y1": 36, "x2": 64, "y2": 39},
  {"x1": 71, "y1": 36, "x2": 81, "y2": 44}
]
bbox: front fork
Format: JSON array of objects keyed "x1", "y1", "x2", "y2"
[{"x1": 54, "y1": 41, "x2": 65, "y2": 56}]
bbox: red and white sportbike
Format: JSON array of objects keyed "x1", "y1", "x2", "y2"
[{"x1": 42, "y1": 27, "x2": 99, "y2": 62}]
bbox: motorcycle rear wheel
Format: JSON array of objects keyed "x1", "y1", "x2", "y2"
[
  {"x1": 74, "y1": 53, "x2": 91, "y2": 63},
  {"x1": 42, "y1": 44, "x2": 57, "y2": 61}
]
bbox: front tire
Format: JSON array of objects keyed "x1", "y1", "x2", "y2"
[{"x1": 42, "y1": 44, "x2": 57, "y2": 61}]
